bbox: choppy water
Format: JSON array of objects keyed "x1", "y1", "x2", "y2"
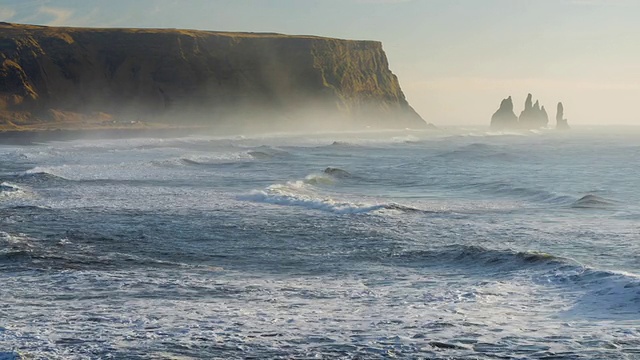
[{"x1": 1, "y1": 126, "x2": 640, "y2": 359}]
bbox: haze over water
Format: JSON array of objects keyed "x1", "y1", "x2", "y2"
[
  {"x1": 3, "y1": 0, "x2": 640, "y2": 126},
  {"x1": 1, "y1": 127, "x2": 639, "y2": 358}
]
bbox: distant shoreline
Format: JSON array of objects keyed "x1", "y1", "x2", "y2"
[{"x1": 0, "y1": 126, "x2": 207, "y2": 145}]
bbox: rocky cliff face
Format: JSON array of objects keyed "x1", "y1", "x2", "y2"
[{"x1": 0, "y1": 23, "x2": 426, "y2": 131}]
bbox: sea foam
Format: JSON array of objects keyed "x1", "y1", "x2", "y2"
[
  {"x1": 238, "y1": 180, "x2": 385, "y2": 214},
  {"x1": 0, "y1": 182, "x2": 27, "y2": 199}
]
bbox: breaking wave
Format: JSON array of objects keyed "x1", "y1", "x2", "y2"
[
  {"x1": 238, "y1": 189, "x2": 387, "y2": 214},
  {"x1": 394, "y1": 244, "x2": 640, "y2": 318},
  {"x1": 0, "y1": 182, "x2": 25, "y2": 198},
  {"x1": 20, "y1": 167, "x2": 70, "y2": 182},
  {"x1": 555, "y1": 267, "x2": 640, "y2": 319},
  {"x1": 0, "y1": 231, "x2": 35, "y2": 264},
  {"x1": 237, "y1": 175, "x2": 421, "y2": 215}
]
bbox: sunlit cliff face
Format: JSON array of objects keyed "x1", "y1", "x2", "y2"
[{"x1": 0, "y1": 23, "x2": 426, "y2": 132}]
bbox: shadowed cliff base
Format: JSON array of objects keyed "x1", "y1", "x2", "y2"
[{"x1": 0, "y1": 22, "x2": 430, "y2": 136}]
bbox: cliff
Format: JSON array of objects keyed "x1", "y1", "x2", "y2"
[{"x1": 0, "y1": 23, "x2": 427, "y2": 133}]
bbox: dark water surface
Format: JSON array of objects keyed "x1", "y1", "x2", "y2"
[{"x1": 1, "y1": 127, "x2": 639, "y2": 359}]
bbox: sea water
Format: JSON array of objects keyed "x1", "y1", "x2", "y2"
[{"x1": 0, "y1": 126, "x2": 639, "y2": 359}]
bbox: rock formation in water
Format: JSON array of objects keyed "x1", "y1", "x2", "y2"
[
  {"x1": 0, "y1": 22, "x2": 428, "y2": 132},
  {"x1": 490, "y1": 96, "x2": 518, "y2": 130},
  {"x1": 541, "y1": 105, "x2": 548, "y2": 124},
  {"x1": 518, "y1": 94, "x2": 548, "y2": 128},
  {"x1": 490, "y1": 93, "x2": 566, "y2": 130},
  {"x1": 556, "y1": 102, "x2": 569, "y2": 129}
]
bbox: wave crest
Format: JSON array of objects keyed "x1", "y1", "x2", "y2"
[
  {"x1": 21, "y1": 167, "x2": 70, "y2": 182},
  {"x1": 0, "y1": 182, "x2": 25, "y2": 198},
  {"x1": 247, "y1": 146, "x2": 290, "y2": 160},
  {"x1": 393, "y1": 245, "x2": 573, "y2": 271},
  {"x1": 570, "y1": 194, "x2": 616, "y2": 209},
  {"x1": 237, "y1": 176, "x2": 422, "y2": 215}
]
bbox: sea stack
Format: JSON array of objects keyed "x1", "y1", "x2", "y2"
[
  {"x1": 489, "y1": 93, "x2": 565, "y2": 130},
  {"x1": 518, "y1": 94, "x2": 548, "y2": 128},
  {"x1": 490, "y1": 96, "x2": 518, "y2": 130},
  {"x1": 556, "y1": 102, "x2": 570, "y2": 130}
]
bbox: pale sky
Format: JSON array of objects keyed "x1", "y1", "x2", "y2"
[{"x1": 1, "y1": 0, "x2": 639, "y2": 126}]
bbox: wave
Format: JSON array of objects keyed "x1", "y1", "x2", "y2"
[
  {"x1": 155, "y1": 147, "x2": 288, "y2": 168},
  {"x1": 0, "y1": 182, "x2": 25, "y2": 198},
  {"x1": 239, "y1": 190, "x2": 423, "y2": 215},
  {"x1": 292, "y1": 167, "x2": 366, "y2": 187},
  {"x1": 457, "y1": 180, "x2": 574, "y2": 205},
  {"x1": 330, "y1": 141, "x2": 358, "y2": 147},
  {"x1": 238, "y1": 190, "x2": 386, "y2": 214},
  {"x1": 392, "y1": 245, "x2": 574, "y2": 272},
  {"x1": 456, "y1": 180, "x2": 620, "y2": 209},
  {"x1": 247, "y1": 151, "x2": 273, "y2": 160},
  {"x1": 394, "y1": 244, "x2": 640, "y2": 318},
  {"x1": 237, "y1": 179, "x2": 374, "y2": 214},
  {"x1": 555, "y1": 267, "x2": 640, "y2": 319},
  {"x1": 152, "y1": 152, "x2": 253, "y2": 168},
  {"x1": 570, "y1": 194, "x2": 617, "y2": 209},
  {"x1": 20, "y1": 167, "x2": 70, "y2": 182},
  {"x1": 298, "y1": 167, "x2": 357, "y2": 186},
  {"x1": 237, "y1": 178, "x2": 423, "y2": 215},
  {"x1": 247, "y1": 146, "x2": 290, "y2": 160},
  {"x1": 6, "y1": 204, "x2": 49, "y2": 211},
  {"x1": 312, "y1": 141, "x2": 362, "y2": 150},
  {"x1": 0, "y1": 231, "x2": 35, "y2": 263},
  {"x1": 323, "y1": 167, "x2": 352, "y2": 179},
  {"x1": 302, "y1": 173, "x2": 336, "y2": 186},
  {"x1": 436, "y1": 143, "x2": 518, "y2": 161},
  {"x1": 0, "y1": 231, "x2": 194, "y2": 271}
]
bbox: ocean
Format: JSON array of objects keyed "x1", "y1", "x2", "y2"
[{"x1": 0, "y1": 126, "x2": 639, "y2": 359}]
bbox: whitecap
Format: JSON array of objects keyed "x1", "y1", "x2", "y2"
[
  {"x1": 0, "y1": 182, "x2": 27, "y2": 198},
  {"x1": 238, "y1": 188, "x2": 386, "y2": 214}
]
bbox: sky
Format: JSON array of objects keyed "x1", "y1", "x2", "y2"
[{"x1": 1, "y1": 0, "x2": 639, "y2": 126}]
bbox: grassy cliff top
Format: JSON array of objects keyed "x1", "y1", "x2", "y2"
[{"x1": 0, "y1": 22, "x2": 378, "y2": 43}]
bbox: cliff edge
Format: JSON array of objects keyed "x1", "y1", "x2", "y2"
[{"x1": 0, "y1": 23, "x2": 427, "y2": 133}]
